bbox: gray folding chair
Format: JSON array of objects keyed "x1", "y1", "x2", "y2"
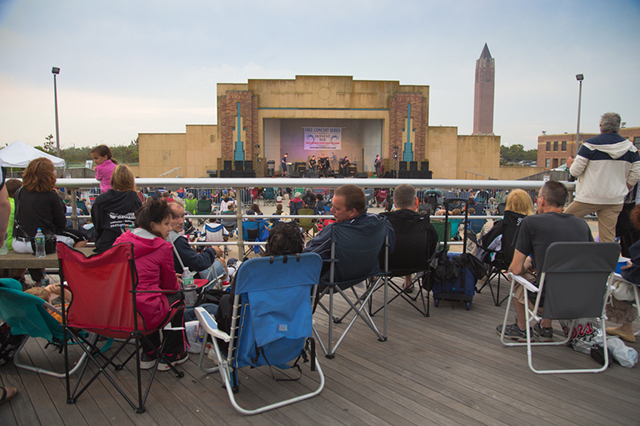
[
  {"x1": 500, "y1": 241, "x2": 619, "y2": 374},
  {"x1": 313, "y1": 218, "x2": 390, "y2": 358}
]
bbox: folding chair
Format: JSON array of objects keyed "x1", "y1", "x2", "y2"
[
  {"x1": 290, "y1": 200, "x2": 303, "y2": 216},
  {"x1": 297, "y1": 208, "x2": 317, "y2": 238},
  {"x1": 0, "y1": 278, "x2": 98, "y2": 378},
  {"x1": 313, "y1": 218, "x2": 390, "y2": 358},
  {"x1": 195, "y1": 253, "x2": 324, "y2": 415},
  {"x1": 500, "y1": 241, "x2": 619, "y2": 374},
  {"x1": 263, "y1": 187, "x2": 276, "y2": 206},
  {"x1": 477, "y1": 211, "x2": 525, "y2": 306},
  {"x1": 202, "y1": 221, "x2": 228, "y2": 257},
  {"x1": 58, "y1": 242, "x2": 186, "y2": 413},
  {"x1": 370, "y1": 212, "x2": 437, "y2": 317},
  {"x1": 242, "y1": 220, "x2": 267, "y2": 257}
]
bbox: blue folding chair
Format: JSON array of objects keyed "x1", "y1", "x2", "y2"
[
  {"x1": 242, "y1": 220, "x2": 267, "y2": 256},
  {"x1": 0, "y1": 278, "x2": 99, "y2": 378},
  {"x1": 195, "y1": 253, "x2": 324, "y2": 415}
]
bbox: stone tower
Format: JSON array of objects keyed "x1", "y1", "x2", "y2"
[{"x1": 473, "y1": 43, "x2": 495, "y2": 135}]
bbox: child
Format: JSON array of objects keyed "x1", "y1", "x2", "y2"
[
  {"x1": 25, "y1": 284, "x2": 72, "y2": 323},
  {"x1": 91, "y1": 145, "x2": 118, "y2": 193}
]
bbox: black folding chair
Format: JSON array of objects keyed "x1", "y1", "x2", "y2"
[
  {"x1": 369, "y1": 210, "x2": 438, "y2": 317},
  {"x1": 313, "y1": 218, "x2": 390, "y2": 358},
  {"x1": 500, "y1": 242, "x2": 619, "y2": 374}
]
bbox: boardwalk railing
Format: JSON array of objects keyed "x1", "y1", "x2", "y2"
[{"x1": 57, "y1": 177, "x2": 575, "y2": 255}]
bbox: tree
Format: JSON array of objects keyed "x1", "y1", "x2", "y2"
[
  {"x1": 43, "y1": 134, "x2": 56, "y2": 155},
  {"x1": 500, "y1": 144, "x2": 537, "y2": 163}
]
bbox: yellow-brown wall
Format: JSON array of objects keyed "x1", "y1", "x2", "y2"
[{"x1": 139, "y1": 125, "x2": 218, "y2": 178}]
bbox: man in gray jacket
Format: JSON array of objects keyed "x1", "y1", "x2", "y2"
[{"x1": 566, "y1": 112, "x2": 640, "y2": 242}]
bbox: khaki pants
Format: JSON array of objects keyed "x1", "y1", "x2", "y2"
[{"x1": 564, "y1": 201, "x2": 623, "y2": 242}]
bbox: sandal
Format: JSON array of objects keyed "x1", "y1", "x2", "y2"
[
  {"x1": 0, "y1": 387, "x2": 18, "y2": 405},
  {"x1": 403, "y1": 284, "x2": 415, "y2": 294}
]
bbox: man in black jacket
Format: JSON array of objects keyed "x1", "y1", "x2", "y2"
[{"x1": 381, "y1": 184, "x2": 437, "y2": 291}]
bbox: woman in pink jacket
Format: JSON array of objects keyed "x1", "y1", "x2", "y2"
[{"x1": 115, "y1": 198, "x2": 188, "y2": 371}]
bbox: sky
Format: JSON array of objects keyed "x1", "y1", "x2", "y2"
[{"x1": 1, "y1": 0, "x2": 639, "y2": 152}]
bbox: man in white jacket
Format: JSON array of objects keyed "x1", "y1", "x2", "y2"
[{"x1": 566, "y1": 112, "x2": 640, "y2": 242}]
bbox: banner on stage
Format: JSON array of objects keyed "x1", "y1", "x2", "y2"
[{"x1": 304, "y1": 127, "x2": 342, "y2": 150}]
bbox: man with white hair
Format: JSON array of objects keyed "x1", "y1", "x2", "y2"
[{"x1": 566, "y1": 112, "x2": 640, "y2": 242}]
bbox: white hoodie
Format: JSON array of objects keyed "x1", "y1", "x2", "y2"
[{"x1": 570, "y1": 133, "x2": 640, "y2": 205}]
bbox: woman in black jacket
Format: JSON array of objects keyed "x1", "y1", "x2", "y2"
[{"x1": 91, "y1": 165, "x2": 142, "y2": 252}]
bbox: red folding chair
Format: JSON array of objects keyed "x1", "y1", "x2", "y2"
[{"x1": 58, "y1": 242, "x2": 185, "y2": 414}]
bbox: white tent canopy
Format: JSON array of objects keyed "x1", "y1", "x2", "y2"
[{"x1": 0, "y1": 140, "x2": 66, "y2": 168}]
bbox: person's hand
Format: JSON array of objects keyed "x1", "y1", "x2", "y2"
[
  {"x1": 213, "y1": 246, "x2": 223, "y2": 257},
  {"x1": 621, "y1": 260, "x2": 632, "y2": 270},
  {"x1": 566, "y1": 156, "x2": 574, "y2": 168}
]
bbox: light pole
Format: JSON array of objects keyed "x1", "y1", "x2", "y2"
[
  {"x1": 575, "y1": 74, "x2": 584, "y2": 155},
  {"x1": 52, "y1": 67, "x2": 61, "y2": 158}
]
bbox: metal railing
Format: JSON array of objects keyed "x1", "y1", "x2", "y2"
[{"x1": 58, "y1": 177, "x2": 576, "y2": 255}]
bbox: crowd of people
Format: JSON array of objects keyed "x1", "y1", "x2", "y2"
[{"x1": 1, "y1": 112, "x2": 639, "y2": 405}]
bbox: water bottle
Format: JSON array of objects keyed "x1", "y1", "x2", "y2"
[
  {"x1": 182, "y1": 267, "x2": 196, "y2": 306},
  {"x1": 0, "y1": 234, "x2": 8, "y2": 255},
  {"x1": 35, "y1": 228, "x2": 46, "y2": 258}
]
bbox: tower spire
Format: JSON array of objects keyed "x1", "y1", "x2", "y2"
[{"x1": 473, "y1": 43, "x2": 495, "y2": 135}]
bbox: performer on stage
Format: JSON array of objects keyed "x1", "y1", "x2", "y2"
[
  {"x1": 341, "y1": 156, "x2": 351, "y2": 178},
  {"x1": 281, "y1": 153, "x2": 288, "y2": 177},
  {"x1": 307, "y1": 155, "x2": 317, "y2": 178},
  {"x1": 318, "y1": 154, "x2": 327, "y2": 178}
]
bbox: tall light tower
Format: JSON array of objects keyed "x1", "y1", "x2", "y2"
[
  {"x1": 52, "y1": 67, "x2": 61, "y2": 158},
  {"x1": 575, "y1": 74, "x2": 584, "y2": 155}
]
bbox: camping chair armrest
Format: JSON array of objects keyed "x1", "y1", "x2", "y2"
[
  {"x1": 134, "y1": 289, "x2": 184, "y2": 294},
  {"x1": 507, "y1": 272, "x2": 539, "y2": 293},
  {"x1": 194, "y1": 307, "x2": 231, "y2": 343}
]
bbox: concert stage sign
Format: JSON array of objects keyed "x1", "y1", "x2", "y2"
[{"x1": 304, "y1": 127, "x2": 342, "y2": 150}]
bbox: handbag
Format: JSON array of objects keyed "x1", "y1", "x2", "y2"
[{"x1": 611, "y1": 278, "x2": 636, "y2": 302}]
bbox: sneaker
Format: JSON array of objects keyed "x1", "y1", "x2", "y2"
[
  {"x1": 207, "y1": 348, "x2": 219, "y2": 365},
  {"x1": 533, "y1": 322, "x2": 553, "y2": 341},
  {"x1": 496, "y1": 323, "x2": 530, "y2": 342},
  {"x1": 158, "y1": 351, "x2": 189, "y2": 372},
  {"x1": 140, "y1": 351, "x2": 158, "y2": 370}
]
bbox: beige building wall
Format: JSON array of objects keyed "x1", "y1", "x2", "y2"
[
  {"x1": 136, "y1": 76, "x2": 538, "y2": 181},
  {"x1": 139, "y1": 125, "x2": 218, "y2": 178}
]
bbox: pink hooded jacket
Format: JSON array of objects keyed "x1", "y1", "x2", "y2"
[
  {"x1": 95, "y1": 159, "x2": 117, "y2": 193},
  {"x1": 115, "y1": 229, "x2": 179, "y2": 329}
]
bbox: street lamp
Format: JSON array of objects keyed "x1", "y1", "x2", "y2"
[
  {"x1": 52, "y1": 67, "x2": 61, "y2": 158},
  {"x1": 575, "y1": 74, "x2": 584, "y2": 155}
]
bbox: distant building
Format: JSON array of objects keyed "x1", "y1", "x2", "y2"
[
  {"x1": 537, "y1": 127, "x2": 640, "y2": 169},
  {"x1": 473, "y1": 43, "x2": 495, "y2": 135}
]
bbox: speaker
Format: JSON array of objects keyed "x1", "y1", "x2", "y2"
[
  {"x1": 234, "y1": 161, "x2": 244, "y2": 171},
  {"x1": 421, "y1": 170, "x2": 432, "y2": 179},
  {"x1": 399, "y1": 161, "x2": 408, "y2": 171},
  {"x1": 398, "y1": 170, "x2": 410, "y2": 179},
  {"x1": 409, "y1": 161, "x2": 418, "y2": 171},
  {"x1": 224, "y1": 160, "x2": 232, "y2": 171},
  {"x1": 243, "y1": 170, "x2": 256, "y2": 178},
  {"x1": 219, "y1": 170, "x2": 232, "y2": 178},
  {"x1": 244, "y1": 160, "x2": 253, "y2": 171},
  {"x1": 421, "y1": 161, "x2": 429, "y2": 171},
  {"x1": 356, "y1": 172, "x2": 368, "y2": 179},
  {"x1": 207, "y1": 170, "x2": 218, "y2": 178},
  {"x1": 232, "y1": 170, "x2": 243, "y2": 178}
]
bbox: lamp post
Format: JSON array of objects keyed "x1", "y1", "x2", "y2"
[
  {"x1": 575, "y1": 74, "x2": 584, "y2": 155},
  {"x1": 52, "y1": 67, "x2": 61, "y2": 158}
]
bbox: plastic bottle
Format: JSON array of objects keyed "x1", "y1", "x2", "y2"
[
  {"x1": 182, "y1": 267, "x2": 196, "y2": 306},
  {"x1": 35, "y1": 228, "x2": 46, "y2": 258},
  {"x1": 0, "y1": 234, "x2": 8, "y2": 255}
]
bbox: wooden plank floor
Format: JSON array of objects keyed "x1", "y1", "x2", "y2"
[{"x1": 2, "y1": 277, "x2": 639, "y2": 426}]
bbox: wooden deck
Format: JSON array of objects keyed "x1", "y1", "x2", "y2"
[{"x1": 1, "y1": 277, "x2": 639, "y2": 426}]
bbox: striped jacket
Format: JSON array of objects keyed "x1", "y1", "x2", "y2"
[{"x1": 570, "y1": 132, "x2": 640, "y2": 204}]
